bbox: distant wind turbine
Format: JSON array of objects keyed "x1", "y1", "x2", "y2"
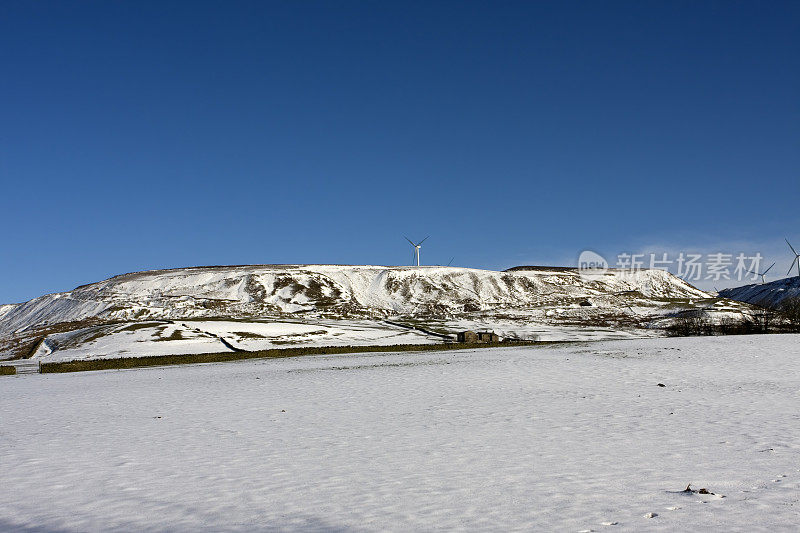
[
  {"x1": 404, "y1": 236, "x2": 429, "y2": 267},
  {"x1": 787, "y1": 239, "x2": 800, "y2": 277},
  {"x1": 747, "y1": 262, "x2": 776, "y2": 284}
]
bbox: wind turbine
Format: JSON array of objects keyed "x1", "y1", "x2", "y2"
[
  {"x1": 404, "y1": 236, "x2": 429, "y2": 267},
  {"x1": 747, "y1": 262, "x2": 776, "y2": 284},
  {"x1": 787, "y1": 239, "x2": 800, "y2": 277}
]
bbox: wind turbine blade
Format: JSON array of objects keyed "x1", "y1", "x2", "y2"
[
  {"x1": 404, "y1": 236, "x2": 415, "y2": 246},
  {"x1": 786, "y1": 238, "x2": 798, "y2": 256},
  {"x1": 418, "y1": 236, "x2": 429, "y2": 245},
  {"x1": 762, "y1": 262, "x2": 776, "y2": 275},
  {"x1": 788, "y1": 257, "x2": 799, "y2": 276},
  {"x1": 447, "y1": 257, "x2": 454, "y2": 266}
]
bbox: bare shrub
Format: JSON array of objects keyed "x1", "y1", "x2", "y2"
[{"x1": 778, "y1": 297, "x2": 800, "y2": 330}]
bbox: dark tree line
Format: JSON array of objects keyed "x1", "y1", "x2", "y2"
[{"x1": 666, "y1": 296, "x2": 800, "y2": 337}]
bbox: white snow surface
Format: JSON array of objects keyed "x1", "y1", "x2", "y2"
[
  {"x1": 2, "y1": 335, "x2": 799, "y2": 531},
  {"x1": 29, "y1": 322, "x2": 230, "y2": 361},
  {"x1": 27, "y1": 319, "x2": 440, "y2": 362},
  {"x1": 0, "y1": 304, "x2": 16, "y2": 321},
  {"x1": 183, "y1": 319, "x2": 438, "y2": 350}
]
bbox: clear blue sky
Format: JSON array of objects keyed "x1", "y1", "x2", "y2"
[{"x1": 1, "y1": 1, "x2": 798, "y2": 303}]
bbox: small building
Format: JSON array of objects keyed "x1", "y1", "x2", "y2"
[{"x1": 457, "y1": 330, "x2": 500, "y2": 343}]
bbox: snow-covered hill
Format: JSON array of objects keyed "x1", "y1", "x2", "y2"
[
  {"x1": 0, "y1": 264, "x2": 708, "y2": 333},
  {"x1": 718, "y1": 276, "x2": 800, "y2": 308},
  {"x1": 0, "y1": 264, "x2": 723, "y2": 360}
]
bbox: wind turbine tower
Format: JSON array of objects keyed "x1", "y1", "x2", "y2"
[{"x1": 405, "y1": 236, "x2": 429, "y2": 267}]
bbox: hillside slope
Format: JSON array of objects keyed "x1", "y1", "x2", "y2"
[
  {"x1": 718, "y1": 276, "x2": 800, "y2": 308},
  {"x1": 1, "y1": 265, "x2": 708, "y2": 334},
  {"x1": 0, "y1": 264, "x2": 723, "y2": 360}
]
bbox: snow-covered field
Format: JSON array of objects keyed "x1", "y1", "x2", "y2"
[
  {"x1": 2, "y1": 335, "x2": 799, "y2": 531},
  {"x1": 26, "y1": 319, "x2": 440, "y2": 362}
]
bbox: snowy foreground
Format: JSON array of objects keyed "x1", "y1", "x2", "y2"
[{"x1": 2, "y1": 335, "x2": 799, "y2": 532}]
